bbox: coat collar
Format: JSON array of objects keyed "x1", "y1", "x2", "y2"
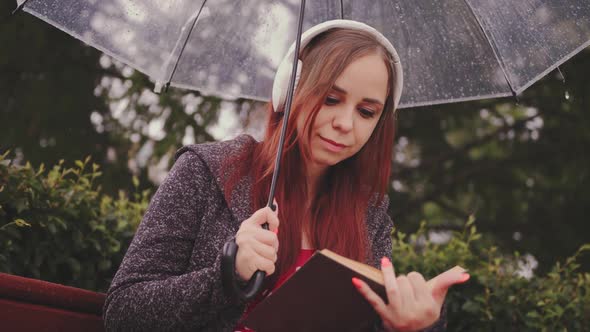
[{"x1": 176, "y1": 134, "x2": 258, "y2": 224}]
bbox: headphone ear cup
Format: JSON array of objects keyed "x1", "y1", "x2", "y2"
[{"x1": 272, "y1": 59, "x2": 303, "y2": 112}]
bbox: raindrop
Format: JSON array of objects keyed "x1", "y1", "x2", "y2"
[
  {"x1": 526, "y1": 178, "x2": 534, "y2": 187},
  {"x1": 513, "y1": 232, "x2": 522, "y2": 241},
  {"x1": 564, "y1": 90, "x2": 570, "y2": 100}
]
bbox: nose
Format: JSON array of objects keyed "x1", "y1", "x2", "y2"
[{"x1": 332, "y1": 104, "x2": 354, "y2": 132}]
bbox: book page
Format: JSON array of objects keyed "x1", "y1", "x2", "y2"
[{"x1": 320, "y1": 249, "x2": 384, "y2": 285}]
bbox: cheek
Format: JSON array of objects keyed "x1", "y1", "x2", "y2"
[
  {"x1": 356, "y1": 121, "x2": 379, "y2": 146},
  {"x1": 313, "y1": 106, "x2": 330, "y2": 128}
]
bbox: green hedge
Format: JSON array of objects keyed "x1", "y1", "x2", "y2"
[
  {"x1": 0, "y1": 152, "x2": 149, "y2": 292},
  {"x1": 1, "y1": 155, "x2": 588, "y2": 329}
]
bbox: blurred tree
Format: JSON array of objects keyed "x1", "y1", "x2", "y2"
[
  {"x1": 1, "y1": 1, "x2": 131, "y2": 193},
  {"x1": 1, "y1": 2, "x2": 106, "y2": 166},
  {"x1": 392, "y1": 49, "x2": 590, "y2": 273}
]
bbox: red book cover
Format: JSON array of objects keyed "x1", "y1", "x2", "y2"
[{"x1": 244, "y1": 249, "x2": 387, "y2": 332}]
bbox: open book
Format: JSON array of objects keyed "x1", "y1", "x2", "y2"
[{"x1": 243, "y1": 249, "x2": 387, "y2": 332}]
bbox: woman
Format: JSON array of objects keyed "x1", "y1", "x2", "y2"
[{"x1": 103, "y1": 20, "x2": 468, "y2": 332}]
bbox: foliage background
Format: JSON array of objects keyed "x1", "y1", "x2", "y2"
[
  {"x1": 0, "y1": 153, "x2": 149, "y2": 291},
  {"x1": 1, "y1": 1, "x2": 589, "y2": 329}
]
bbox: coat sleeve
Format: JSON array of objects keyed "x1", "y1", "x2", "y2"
[
  {"x1": 103, "y1": 152, "x2": 246, "y2": 332},
  {"x1": 369, "y1": 195, "x2": 448, "y2": 332}
]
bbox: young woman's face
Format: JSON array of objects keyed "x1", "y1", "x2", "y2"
[{"x1": 299, "y1": 53, "x2": 389, "y2": 171}]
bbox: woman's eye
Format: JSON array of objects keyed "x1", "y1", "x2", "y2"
[
  {"x1": 359, "y1": 108, "x2": 376, "y2": 118},
  {"x1": 325, "y1": 96, "x2": 339, "y2": 105}
]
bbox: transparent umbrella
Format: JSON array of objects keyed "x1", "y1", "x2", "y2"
[{"x1": 14, "y1": 0, "x2": 590, "y2": 108}]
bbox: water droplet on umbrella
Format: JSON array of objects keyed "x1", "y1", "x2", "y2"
[{"x1": 565, "y1": 90, "x2": 570, "y2": 100}]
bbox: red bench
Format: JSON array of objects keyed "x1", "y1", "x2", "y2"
[{"x1": 0, "y1": 273, "x2": 105, "y2": 332}]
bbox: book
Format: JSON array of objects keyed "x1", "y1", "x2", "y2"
[{"x1": 243, "y1": 249, "x2": 387, "y2": 332}]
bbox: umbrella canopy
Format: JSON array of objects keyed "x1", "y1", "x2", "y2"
[{"x1": 16, "y1": 0, "x2": 590, "y2": 108}]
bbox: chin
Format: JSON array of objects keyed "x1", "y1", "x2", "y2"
[
  {"x1": 315, "y1": 159, "x2": 337, "y2": 168},
  {"x1": 313, "y1": 153, "x2": 344, "y2": 167}
]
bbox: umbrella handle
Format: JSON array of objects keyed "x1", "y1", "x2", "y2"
[{"x1": 221, "y1": 234, "x2": 267, "y2": 301}]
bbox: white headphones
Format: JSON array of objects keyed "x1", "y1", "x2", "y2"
[{"x1": 271, "y1": 19, "x2": 404, "y2": 112}]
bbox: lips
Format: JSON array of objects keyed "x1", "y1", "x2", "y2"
[{"x1": 319, "y1": 136, "x2": 347, "y2": 148}]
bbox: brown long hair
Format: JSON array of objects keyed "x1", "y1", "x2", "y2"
[{"x1": 224, "y1": 28, "x2": 398, "y2": 278}]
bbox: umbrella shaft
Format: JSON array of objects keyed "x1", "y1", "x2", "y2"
[{"x1": 267, "y1": 0, "x2": 306, "y2": 211}]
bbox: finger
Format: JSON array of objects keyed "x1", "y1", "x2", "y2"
[
  {"x1": 243, "y1": 207, "x2": 269, "y2": 226},
  {"x1": 426, "y1": 265, "x2": 469, "y2": 303},
  {"x1": 252, "y1": 228, "x2": 279, "y2": 252},
  {"x1": 267, "y1": 206, "x2": 280, "y2": 233},
  {"x1": 236, "y1": 247, "x2": 276, "y2": 278},
  {"x1": 381, "y1": 257, "x2": 401, "y2": 309},
  {"x1": 245, "y1": 207, "x2": 280, "y2": 231},
  {"x1": 396, "y1": 275, "x2": 416, "y2": 311},
  {"x1": 251, "y1": 241, "x2": 278, "y2": 262},
  {"x1": 352, "y1": 278, "x2": 391, "y2": 320},
  {"x1": 407, "y1": 271, "x2": 430, "y2": 303},
  {"x1": 236, "y1": 226, "x2": 279, "y2": 252},
  {"x1": 261, "y1": 206, "x2": 280, "y2": 232},
  {"x1": 255, "y1": 256, "x2": 276, "y2": 276}
]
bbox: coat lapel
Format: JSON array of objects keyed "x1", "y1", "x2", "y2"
[{"x1": 177, "y1": 134, "x2": 257, "y2": 225}]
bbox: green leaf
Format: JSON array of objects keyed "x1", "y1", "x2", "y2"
[
  {"x1": 578, "y1": 243, "x2": 590, "y2": 253},
  {"x1": 14, "y1": 219, "x2": 31, "y2": 227}
]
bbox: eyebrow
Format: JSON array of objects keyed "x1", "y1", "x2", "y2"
[{"x1": 332, "y1": 84, "x2": 385, "y2": 106}]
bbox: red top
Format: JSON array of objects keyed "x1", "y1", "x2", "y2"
[{"x1": 234, "y1": 249, "x2": 316, "y2": 332}]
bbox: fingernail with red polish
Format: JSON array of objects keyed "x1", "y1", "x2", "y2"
[
  {"x1": 351, "y1": 277, "x2": 363, "y2": 289},
  {"x1": 381, "y1": 257, "x2": 392, "y2": 268}
]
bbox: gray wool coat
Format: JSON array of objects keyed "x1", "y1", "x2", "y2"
[{"x1": 103, "y1": 134, "x2": 447, "y2": 331}]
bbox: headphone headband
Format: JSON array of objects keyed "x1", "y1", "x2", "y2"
[{"x1": 272, "y1": 19, "x2": 403, "y2": 112}]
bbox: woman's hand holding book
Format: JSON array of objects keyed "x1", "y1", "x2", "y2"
[{"x1": 352, "y1": 258, "x2": 469, "y2": 332}]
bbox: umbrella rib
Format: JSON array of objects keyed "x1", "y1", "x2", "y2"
[
  {"x1": 12, "y1": 0, "x2": 31, "y2": 15},
  {"x1": 340, "y1": 0, "x2": 344, "y2": 19},
  {"x1": 462, "y1": 0, "x2": 518, "y2": 99},
  {"x1": 2, "y1": 0, "x2": 30, "y2": 24},
  {"x1": 162, "y1": 0, "x2": 209, "y2": 92}
]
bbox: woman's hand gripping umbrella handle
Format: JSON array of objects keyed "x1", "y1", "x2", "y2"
[
  {"x1": 221, "y1": 204, "x2": 275, "y2": 301},
  {"x1": 221, "y1": 0, "x2": 305, "y2": 302}
]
